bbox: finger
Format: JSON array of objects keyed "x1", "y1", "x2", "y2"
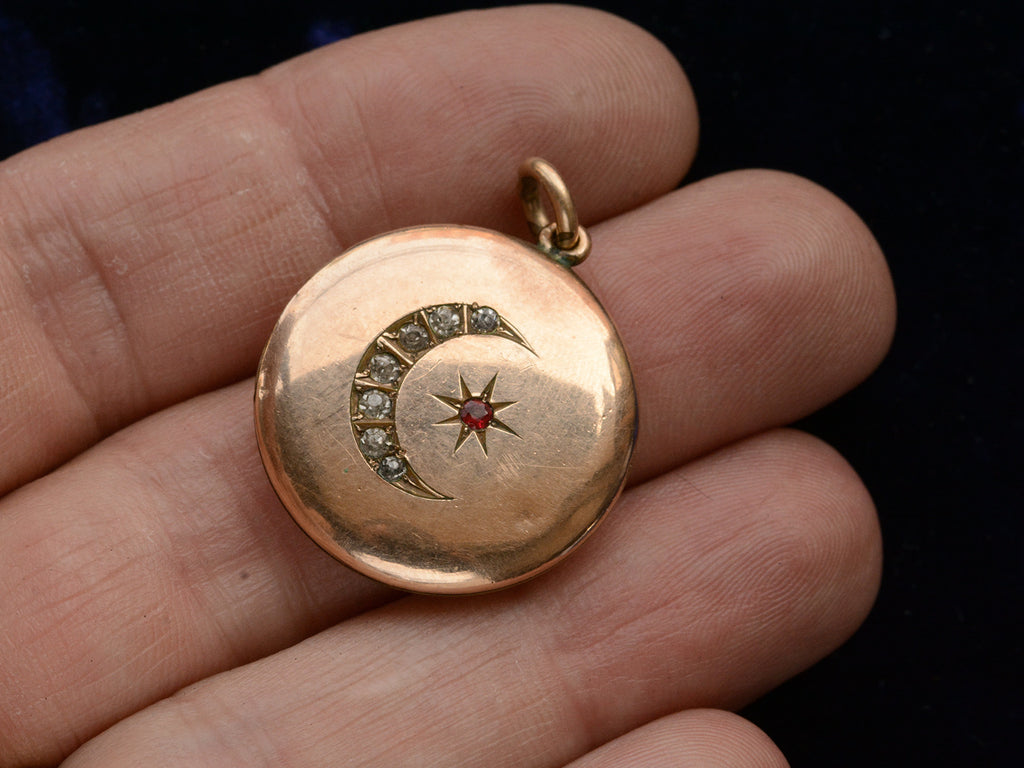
[
  {"x1": 0, "y1": 167, "x2": 892, "y2": 762},
  {"x1": 564, "y1": 710, "x2": 788, "y2": 768},
  {"x1": 0, "y1": 383, "x2": 393, "y2": 765},
  {"x1": 61, "y1": 430, "x2": 880, "y2": 767},
  {"x1": 584, "y1": 168, "x2": 895, "y2": 482},
  {"x1": 0, "y1": 4, "x2": 696, "y2": 492}
]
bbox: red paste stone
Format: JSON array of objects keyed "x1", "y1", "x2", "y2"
[{"x1": 459, "y1": 398, "x2": 494, "y2": 430}]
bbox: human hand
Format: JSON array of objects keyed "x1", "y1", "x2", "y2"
[{"x1": 0, "y1": 6, "x2": 895, "y2": 766}]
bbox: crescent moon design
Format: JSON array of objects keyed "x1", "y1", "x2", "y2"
[{"x1": 349, "y1": 302, "x2": 534, "y2": 500}]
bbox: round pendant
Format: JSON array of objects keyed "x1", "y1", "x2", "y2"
[{"x1": 255, "y1": 160, "x2": 636, "y2": 594}]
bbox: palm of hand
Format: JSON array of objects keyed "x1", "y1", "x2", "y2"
[{"x1": 0, "y1": 7, "x2": 894, "y2": 767}]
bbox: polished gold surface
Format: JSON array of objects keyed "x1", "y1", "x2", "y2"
[
  {"x1": 256, "y1": 159, "x2": 634, "y2": 594},
  {"x1": 255, "y1": 226, "x2": 636, "y2": 594}
]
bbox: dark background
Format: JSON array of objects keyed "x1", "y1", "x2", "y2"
[{"x1": 1, "y1": 1, "x2": 1019, "y2": 764}]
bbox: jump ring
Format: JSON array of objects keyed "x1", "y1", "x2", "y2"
[{"x1": 537, "y1": 222, "x2": 591, "y2": 267}]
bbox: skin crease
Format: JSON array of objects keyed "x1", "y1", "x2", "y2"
[{"x1": 0, "y1": 5, "x2": 895, "y2": 767}]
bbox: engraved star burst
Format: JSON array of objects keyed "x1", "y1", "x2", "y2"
[{"x1": 432, "y1": 373, "x2": 519, "y2": 455}]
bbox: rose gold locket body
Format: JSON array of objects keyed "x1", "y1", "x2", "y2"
[{"x1": 255, "y1": 159, "x2": 636, "y2": 594}]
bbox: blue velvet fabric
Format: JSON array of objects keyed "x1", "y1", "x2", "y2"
[{"x1": 1, "y1": 14, "x2": 73, "y2": 152}]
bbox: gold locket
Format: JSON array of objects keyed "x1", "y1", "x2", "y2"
[{"x1": 255, "y1": 159, "x2": 636, "y2": 594}]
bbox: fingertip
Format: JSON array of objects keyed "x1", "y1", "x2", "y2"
[
  {"x1": 567, "y1": 709, "x2": 789, "y2": 768},
  {"x1": 259, "y1": 4, "x2": 699, "y2": 233},
  {"x1": 723, "y1": 169, "x2": 896, "y2": 386},
  {"x1": 535, "y1": 5, "x2": 700, "y2": 203},
  {"x1": 724, "y1": 428, "x2": 884, "y2": 669},
  {"x1": 590, "y1": 167, "x2": 896, "y2": 479}
]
